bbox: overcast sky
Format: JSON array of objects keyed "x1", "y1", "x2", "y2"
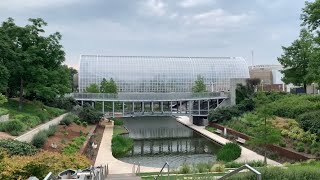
[{"x1": 0, "y1": 0, "x2": 307, "y2": 69}]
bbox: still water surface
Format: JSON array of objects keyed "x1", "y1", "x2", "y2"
[{"x1": 118, "y1": 116, "x2": 221, "y2": 168}]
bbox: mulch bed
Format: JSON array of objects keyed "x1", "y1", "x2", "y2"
[{"x1": 43, "y1": 123, "x2": 94, "y2": 153}]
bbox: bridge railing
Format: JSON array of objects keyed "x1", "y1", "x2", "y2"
[{"x1": 71, "y1": 92, "x2": 229, "y2": 101}]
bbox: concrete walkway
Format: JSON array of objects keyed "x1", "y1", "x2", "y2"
[
  {"x1": 15, "y1": 113, "x2": 68, "y2": 143},
  {"x1": 177, "y1": 116, "x2": 281, "y2": 166},
  {"x1": 94, "y1": 123, "x2": 161, "y2": 174}
]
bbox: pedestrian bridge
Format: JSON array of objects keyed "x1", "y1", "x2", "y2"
[{"x1": 71, "y1": 92, "x2": 230, "y2": 117}]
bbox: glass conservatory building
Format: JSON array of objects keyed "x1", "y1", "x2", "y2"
[{"x1": 75, "y1": 55, "x2": 250, "y2": 117}]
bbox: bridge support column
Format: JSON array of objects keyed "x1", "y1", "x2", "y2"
[
  {"x1": 207, "y1": 100, "x2": 210, "y2": 114},
  {"x1": 81, "y1": 101, "x2": 83, "y2": 106},
  {"x1": 142, "y1": 102, "x2": 144, "y2": 114},
  {"x1": 217, "y1": 99, "x2": 219, "y2": 107},
  {"x1": 179, "y1": 101, "x2": 182, "y2": 113},
  {"x1": 102, "y1": 101, "x2": 105, "y2": 114},
  {"x1": 132, "y1": 102, "x2": 135, "y2": 114},
  {"x1": 122, "y1": 102, "x2": 125, "y2": 116},
  {"x1": 198, "y1": 100, "x2": 201, "y2": 115},
  {"x1": 151, "y1": 102, "x2": 154, "y2": 113},
  {"x1": 189, "y1": 101, "x2": 192, "y2": 115},
  {"x1": 112, "y1": 101, "x2": 115, "y2": 118},
  {"x1": 161, "y1": 101, "x2": 163, "y2": 113},
  {"x1": 170, "y1": 101, "x2": 172, "y2": 113},
  {"x1": 92, "y1": 101, "x2": 94, "y2": 108}
]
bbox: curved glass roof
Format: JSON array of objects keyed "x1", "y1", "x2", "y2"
[{"x1": 79, "y1": 55, "x2": 250, "y2": 93}]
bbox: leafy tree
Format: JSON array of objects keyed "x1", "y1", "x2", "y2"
[
  {"x1": 277, "y1": 29, "x2": 315, "y2": 91},
  {"x1": 0, "y1": 18, "x2": 69, "y2": 110},
  {"x1": 249, "y1": 106, "x2": 281, "y2": 165},
  {"x1": 192, "y1": 75, "x2": 207, "y2": 93},
  {"x1": 100, "y1": 78, "x2": 118, "y2": 93},
  {"x1": 85, "y1": 83, "x2": 100, "y2": 93},
  {"x1": 301, "y1": 0, "x2": 320, "y2": 31}
]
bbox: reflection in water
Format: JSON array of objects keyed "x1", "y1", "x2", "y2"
[{"x1": 118, "y1": 116, "x2": 221, "y2": 168}]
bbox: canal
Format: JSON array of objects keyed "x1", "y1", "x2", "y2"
[{"x1": 118, "y1": 116, "x2": 221, "y2": 168}]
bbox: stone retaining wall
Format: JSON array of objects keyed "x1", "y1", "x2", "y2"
[
  {"x1": 15, "y1": 113, "x2": 68, "y2": 143},
  {"x1": 0, "y1": 114, "x2": 9, "y2": 122}
]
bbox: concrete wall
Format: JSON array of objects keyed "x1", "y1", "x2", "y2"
[
  {"x1": 0, "y1": 114, "x2": 9, "y2": 122},
  {"x1": 15, "y1": 113, "x2": 68, "y2": 143},
  {"x1": 230, "y1": 78, "x2": 247, "y2": 106}
]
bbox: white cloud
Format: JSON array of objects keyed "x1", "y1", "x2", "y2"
[
  {"x1": 186, "y1": 9, "x2": 252, "y2": 30},
  {"x1": 140, "y1": 0, "x2": 167, "y2": 16},
  {"x1": 179, "y1": 0, "x2": 214, "y2": 8},
  {"x1": 0, "y1": 0, "x2": 83, "y2": 11}
]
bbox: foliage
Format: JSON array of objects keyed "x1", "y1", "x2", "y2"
[
  {"x1": 60, "y1": 113, "x2": 77, "y2": 126},
  {"x1": 112, "y1": 118, "x2": 124, "y2": 126},
  {"x1": 47, "y1": 97, "x2": 77, "y2": 111},
  {"x1": 0, "y1": 18, "x2": 72, "y2": 109},
  {"x1": 0, "y1": 151, "x2": 90, "y2": 179},
  {"x1": 205, "y1": 126, "x2": 216, "y2": 133},
  {"x1": 0, "y1": 94, "x2": 7, "y2": 105},
  {"x1": 100, "y1": 78, "x2": 118, "y2": 93},
  {"x1": 217, "y1": 143, "x2": 241, "y2": 162},
  {"x1": 228, "y1": 166, "x2": 320, "y2": 180},
  {"x1": 280, "y1": 119, "x2": 317, "y2": 144},
  {"x1": 77, "y1": 104, "x2": 103, "y2": 124},
  {"x1": 249, "y1": 124, "x2": 281, "y2": 146},
  {"x1": 235, "y1": 78, "x2": 260, "y2": 105},
  {"x1": 179, "y1": 163, "x2": 191, "y2": 174},
  {"x1": 192, "y1": 75, "x2": 207, "y2": 93},
  {"x1": 208, "y1": 106, "x2": 242, "y2": 122},
  {"x1": 0, "y1": 119, "x2": 26, "y2": 135},
  {"x1": 0, "y1": 140, "x2": 38, "y2": 156},
  {"x1": 210, "y1": 163, "x2": 225, "y2": 172},
  {"x1": 47, "y1": 125, "x2": 57, "y2": 137},
  {"x1": 111, "y1": 135, "x2": 133, "y2": 158},
  {"x1": 225, "y1": 161, "x2": 264, "y2": 168},
  {"x1": 277, "y1": 29, "x2": 315, "y2": 91},
  {"x1": 62, "y1": 135, "x2": 86, "y2": 155},
  {"x1": 85, "y1": 83, "x2": 100, "y2": 93},
  {"x1": 297, "y1": 111, "x2": 320, "y2": 136},
  {"x1": 32, "y1": 130, "x2": 48, "y2": 148},
  {"x1": 0, "y1": 107, "x2": 9, "y2": 116}
]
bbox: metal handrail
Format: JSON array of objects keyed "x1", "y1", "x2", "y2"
[
  {"x1": 154, "y1": 162, "x2": 169, "y2": 180},
  {"x1": 218, "y1": 164, "x2": 261, "y2": 180}
]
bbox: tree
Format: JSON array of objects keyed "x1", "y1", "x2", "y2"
[
  {"x1": 0, "y1": 18, "x2": 69, "y2": 110},
  {"x1": 85, "y1": 84, "x2": 100, "y2": 93},
  {"x1": 277, "y1": 29, "x2": 315, "y2": 91},
  {"x1": 0, "y1": 94, "x2": 7, "y2": 105},
  {"x1": 249, "y1": 106, "x2": 281, "y2": 165},
  {"x1": 100, "y1": 78, "x2": 118, "y2": 94},
  {"x1": 301, "y1": 0, "x2": 320, "y2": 31},
  {"x1": 192, "y1": 75, "x2": 207, "y2": 93}
]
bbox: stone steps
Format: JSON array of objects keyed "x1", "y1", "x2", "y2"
[{"x1": 107, "y1": 174, "x2": 141, "y2": 180}]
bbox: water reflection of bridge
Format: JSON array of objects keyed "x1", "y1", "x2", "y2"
[
  {"x1": 127, "y1": 127, "x2": 193, "y2": 139},
  {"x1": 71, "y1": 92, "x2": 230, "y2": 118},
  {"x1": 126, "y1": 137, "x2": 221, "y2": 156}
]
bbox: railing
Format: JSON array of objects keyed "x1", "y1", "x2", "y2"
[
  {"x1": 43, "y1": 172, "x2": 56, "y2": 180},
  {"x1": 133, "y1": 162, "x2": 141, "y2": 174},
  {"x1": 71, "y1": 92, "x2": 229, "y2": 101},
  {"x1": 154, "y1": 162, "x2": 170, "y2": 180},
  {"x1": 218, "y1": 164, "x2": 261, "y2": 180}
]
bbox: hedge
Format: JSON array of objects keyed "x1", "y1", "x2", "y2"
[{"x1": 217, "y1": 143, "x2": 241, "y2": 162}]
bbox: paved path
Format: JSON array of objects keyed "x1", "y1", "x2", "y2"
[
  {"x1": 15, "y1": 113, "x2": 68, "y2": 143},
  {"x1": 95, "y1": 122, "x2": 161, "y2": 174},
  {"x1": 177, "y1": 116, "x2": 281, "y2": 166}
]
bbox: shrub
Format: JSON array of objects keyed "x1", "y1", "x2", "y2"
[
  {"x1": 31, "y1": 130, "x2": 48, "y2": 148},
  {"x1": 77, "y1": 104, "x2": 103, "y2": 124},
  {"x1": 0, "y1": 151, "x2": 90, "y2": 179},
  {"x1": 217, "y1": 143, "x2": 241, "y2": 162},
  {"x1": 47, "y1": 125, "x2": 57, "y2": 137},
  {"x1": 62, "y1": 136, "x2": 86, "y2": 155},
  {"x1": 211, "y1": 163, "x2": 225, "y2": 172},
  {"x1": 111, "y1": 135, "x2": 133, "y2": 158},
  {"x1": 297, "y1": 146, "x2": 305, "y2": 152},
  {"x1": 228, "y1": 166, "x2": 320, "y2": 180},
  {"x1": 47, "y1": 97, "x2": 77, "y2": 111},
  {"x1": 0, "y1": 140, "x2": 38, "y2": 156},
  {"x1": 15, "y1": 115, "x2": 41, "y2": 128},
  {"x1": 208, "y1": 106, "x2": 242, "y2": 122},
  {"x1": 297, "y1": 111, "x2": 320, "y2": 136},
  {"x1": 1, "y1": 119, "x2": 26, "y2": 135},
  {"x1": 225, "y1": 161, "x2": 264, "y2": 168},
  {"x1": 0, "y1": 108, "x2": 9, "y2": 116},
  {"x1": 112, "y1": 118, "x2": 124, "y2": 126},
  {"x1": 179, "y1": 163, "x2": 191, "y2": 174},
  {"x1": 60, "y1": 113, "x2": 77, "y2": 126}
]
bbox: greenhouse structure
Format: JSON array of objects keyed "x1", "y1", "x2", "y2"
[{"x1": 73, "y1": 55, "x2": 250, "y2": 117}]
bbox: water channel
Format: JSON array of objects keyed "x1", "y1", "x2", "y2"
[{"x1": 118, "y1": 116, "x2": 222, "y2": 168}]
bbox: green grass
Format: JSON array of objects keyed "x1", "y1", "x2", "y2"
[
  {"x1": 205, "y1": 126, "x2": 216, "y2": 133},
  {"x1": 113, "y1": 125, "x2": 128, "y2": 137},
  {"x1": 139, "y1": 172, "x2": 226, "y2": 180}
]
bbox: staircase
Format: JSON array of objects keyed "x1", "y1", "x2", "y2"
[{"x1": 107, "y1": 174, "x2": 141, "y2": 180}]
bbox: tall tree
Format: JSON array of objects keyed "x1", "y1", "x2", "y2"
[
  {"x1": 0, "y1": 18, "x2": 68, "y2": 109},
  {"x1": 100, "y1": 78, "x2": 118, "y2": 93},
  {"x1": 192, "y1": 75, "x2": 207, "y2": 93},
  {"x1": 277, "y1": 29, "x2": 315, "y2": 91},
  {"x1": 86, "y1": 84, "x2": 100, "y2": 93}
]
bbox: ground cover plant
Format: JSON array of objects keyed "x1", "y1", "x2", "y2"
[
  {"x1": 62, "y1": 135, "x2": 86, "y2": 155},
  {"x1": 217, "y1": 143, "x2": 241, "y2": 162},
  {"x1": 0, "y1": 140, "x2": 38, "y2": 156},
  {"x1": 31, "y1": 125, "x2": 57, "y2": 148},
  {"x1": 111, "y1": 134, "x2": 133, "y2": 158}
]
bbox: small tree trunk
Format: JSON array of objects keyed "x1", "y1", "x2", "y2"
[
  {"x1": 303, "y1": 82, "x2": 307, "y2": 93},
  {"x1": 19, "y1": 78, "x2": 23, "y2": 111},
  {"x1": 264, "y1": 150, "x2": 267, "y2": 165}
]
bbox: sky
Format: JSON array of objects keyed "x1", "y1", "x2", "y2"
[{"x1": 0, "y1": 0, "x2": 307, "y2": 69}]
